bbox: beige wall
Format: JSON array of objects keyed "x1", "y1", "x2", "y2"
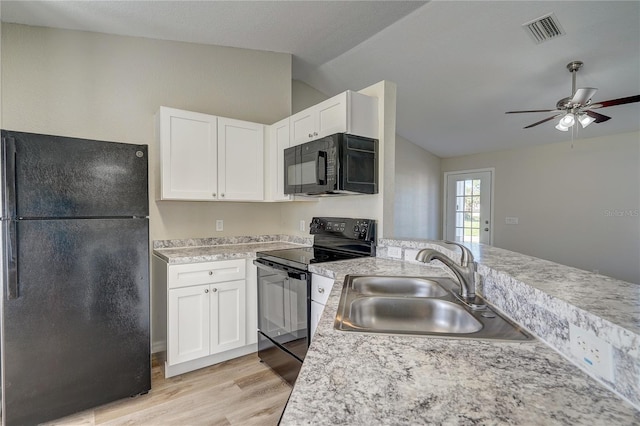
[
  {"x1": 291, "y1": 79, "x2": 328, "y2": 115},
  {"x1": 281, "y1": 80, "x2": 397, "y2": 238},
  {"x1": 394, "y1": 135, "x2": 441, "y2": 240},
  {"x1": 1, "y1": 23, "x2": 291, "y2": 241},
  {"x1": 442, "y1": 131, "x2": 640, "y2": 284}
]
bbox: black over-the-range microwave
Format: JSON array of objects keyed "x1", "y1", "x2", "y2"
[{"x1": 284, "y1": 133, "x2": 378, "y2": 196}]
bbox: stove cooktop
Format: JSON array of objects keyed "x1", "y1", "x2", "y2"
[
  {"x1": 256, "y1": 217, "x2": 376, "y2": 270},
  {"x1": 257, "y1": 246, "x2": 364, "y2": 268}
]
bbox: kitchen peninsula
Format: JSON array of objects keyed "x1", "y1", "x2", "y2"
[{"x1": 153, "y1": 237, "x2": 640, "y2": 424}]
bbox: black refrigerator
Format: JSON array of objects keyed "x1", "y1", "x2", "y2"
[{"x1": 0, "y1": 130, "x2": 151, "y2": 425}]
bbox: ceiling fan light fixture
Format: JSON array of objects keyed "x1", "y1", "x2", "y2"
[
  {"x1": 578, "y1": 114, "x2": 596, "y2": 128},
  {"x1": 555, "y1": 122, "x2": 569, "y2": 131},
  {"x1": 559, "y1": 113, "x2": 575, "y2": 127}
]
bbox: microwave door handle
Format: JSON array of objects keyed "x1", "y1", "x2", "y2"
[{"x1": 316, "y1": 151, "x2": 327, "y2": 185}]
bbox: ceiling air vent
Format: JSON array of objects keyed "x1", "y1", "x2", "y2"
[{"x1": 522, "y1": 13, "x2": 566, "y2": 44}]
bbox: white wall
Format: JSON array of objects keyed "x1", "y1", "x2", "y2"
[
  {"x1": 280, "y1": 80, "x2": 397, "y2": 238},
  {"x1": 1, "y1": 23, "x2": 291, "y2": 241},
  {"x1": 394, "y1": 135, "x2": 441, "y2": 240},
  {"x1": 442, "y1": 131, "x2": 640, "y2": 284}
]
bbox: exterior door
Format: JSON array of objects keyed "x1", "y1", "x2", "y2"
[{"x1": 444, "y1": 170, "x2": 493, "y2": 244}]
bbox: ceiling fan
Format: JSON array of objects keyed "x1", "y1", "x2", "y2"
[{"x1": 506, "y1": 60, "x2": 640, "y2": 131}]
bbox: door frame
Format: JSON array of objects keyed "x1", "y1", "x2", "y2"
[{"x1": 443, "y1": 168, "x2": 495, "y2": 245}]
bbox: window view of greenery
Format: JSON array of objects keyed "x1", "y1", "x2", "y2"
[{"x1": 455, "y1": 179, "x2": 481, "y2": 243}]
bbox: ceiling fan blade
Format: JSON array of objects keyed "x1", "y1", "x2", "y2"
[
  {"x1": 524, "y1": 114, "x2": 561, "y2": 129},
  {"x1": 590, "y1": 94, "x2": 640, "y2": 109},
  {"x1": 505, "y1": 109, "x2": 559, "y2": 114},
  {"x1": 570, "y1": 87, "x2": 597, "y2": 105},
  {"x1": 585, "y1": 110, "x2": 612, "y2": 123}
]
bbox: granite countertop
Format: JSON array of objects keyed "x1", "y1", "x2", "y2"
[
  {"x1": 153, "y1": 236, "x2": 309, "y2": 264},
  {"x1": 281, "y1": 257, "x2": 640, "y2": 425}
]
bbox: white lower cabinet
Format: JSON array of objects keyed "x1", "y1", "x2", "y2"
[
  {"x1": 158, "y1": 257, "x2": 257, "y2": 377},
  {"x1": 310, "y1": 274, "x2": 335, "y2": 341}
]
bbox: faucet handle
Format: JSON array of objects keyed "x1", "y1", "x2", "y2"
[{"x1": 443, "y1": 241, "x2": 474, "y2": 266}]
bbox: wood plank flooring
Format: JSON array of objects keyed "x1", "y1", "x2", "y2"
[{"x1": 41, "y1": 353, "x2": 292, "y2": 426}]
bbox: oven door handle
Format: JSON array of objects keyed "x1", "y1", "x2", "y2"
[{"x1": 253, "y1": 259, "x2": 308, "y2": 281}]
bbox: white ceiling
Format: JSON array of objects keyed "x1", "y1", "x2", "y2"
[{"x1": 2, "y1": 1, "x2": 639, "y2": 158}]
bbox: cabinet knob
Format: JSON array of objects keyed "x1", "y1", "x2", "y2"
[
  {"x1": 221, "y1": 193, "x2": 225, "y2": 198},
  {"x1": 205, "y1": 289, "x2": 209, "y2": 293},
  {"x1": 213, "y1": 193, "x2": 217, "y2": 197},
  {"x1": 318, "y1": 287, "x2": 325, "y2": 294},
  {"x1": 209, "y1": 271, "x2": 213, "y2": 275},
  {"x1": 313, "y1": 132, "x2": 318, "y2": 136},
  {"x1": 212, "y1": 288, "x2": 218, "y2": 292},
  {"x1": 308, "y1": 133, "x2": 313, "y2": 138}
]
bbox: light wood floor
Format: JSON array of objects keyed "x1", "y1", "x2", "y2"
[{"x1": 42, "y1": 353, "x2": 292, "y2": 426}]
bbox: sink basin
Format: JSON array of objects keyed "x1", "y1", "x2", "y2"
[
  {"x1": 346, "y1": 297, "x2": 482, "y2": 334},
  {"x1": 351, "y1": 276, "x2": 448, "y2": 298},
  {"x1": 335, "y1": 275, "x2": 533, "y2": 341}
]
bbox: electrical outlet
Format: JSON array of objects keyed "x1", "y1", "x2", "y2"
[
  {"x1": 216, "y1": 220, "x2": 223, "y2": 231},
  {"x1": 505, "y1": 217, "x2": 519, "y2": 225},
  {"x1": 387, "y1": 247, "x2": 402, "y2": 259},
  {"x1": 299, "y1": 220, "x2": 306, "y2": 232},
  {"x1": 404, "y1": 249, "x2": 420, "y2": 262},
  {"x1": 569, "y1": 323, "x2": 614, "y2": 382}
]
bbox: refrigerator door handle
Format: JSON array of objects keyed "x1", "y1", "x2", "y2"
[
  {"x1": 5, "y1": 219, "x2": 19, "y2": 299},
  {"x1": 2, "y1": 135, "x2": 17, "y2": 218}
]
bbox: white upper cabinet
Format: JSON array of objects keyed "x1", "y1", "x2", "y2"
[
  {"x1": 265, "y1": 117, "x2": 291, "y2": 202},
  {"x1": 157, "y1": 107, "x2": 265, "y2": 201},
  {"x1": 158, "y1": 107, "x2": 218, "y2": 200},
  {"x1": 218, "y1": 117, "x2": 264, "y2": 201},
  {"x1": 289, "y1": 90, "x2": 378, "y2": 146}
]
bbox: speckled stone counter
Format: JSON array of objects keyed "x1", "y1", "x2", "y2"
[
  {"x1": 376, "y1": 239, "x2": 640, "y2": 408},
  {"x1": 152, "y1": 234, "x2": 312, "y2": 264},
  {"x1": 280, "y1": 257, "x2": 640, "y2": 425}
]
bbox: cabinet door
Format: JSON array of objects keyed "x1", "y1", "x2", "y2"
[
  {"x1": 310, "y1": 300, "x2": 324, "y2": 342},
  {"x1": 267, "y1": 118, "x2": 291, "y2": 201},
  {"x1": 158, "y1": 107, "x2": 217, "y2": 200},
  {"x1": 218, "y1": 117, "x2": 264, "y2": 201},
  {"x1": 245, "y1": 262, "x2": 258, "y2": 345},
  {"x1": 210, "y1": 280, "x2": 247, "y2": 354},
  {"x1": 168, "y1": 285, "x2": 211, "y2": 365},
  {"x1": 290, "y1": 109, "x2": 316, "y2": 146},
  {"x1": 315, "y1": 92, "x2": 347, "y2": 139}
]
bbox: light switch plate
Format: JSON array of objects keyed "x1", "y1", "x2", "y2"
[
  {"x1": 505, "y1": 217, "x2": 519, "y2": 225},
  {"x1": 299, "y1": 220, "x2": 305, "y2": 232},
  {"x1": 387, "y1": 247, "x2": 402, "y2": 259},
  {"x1": 569, "y1": 323, "x2": 614, "y2": 382},
  {"x1": 216, "y1": 220, "x2": 223, "y2": 231}
]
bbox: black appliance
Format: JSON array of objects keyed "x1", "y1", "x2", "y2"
[
  {"x1": 0, "y1": 130, "x2": 151, "y2": 425},
  {"x1": 284, "y1": 133, "x2": 378, "y2": 196},
  {"x1": 254, "y1": 217, "x2": 376, "y2": 385}
]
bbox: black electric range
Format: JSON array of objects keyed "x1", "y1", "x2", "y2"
[{"x1": 253, "y1": 217, "x2": 376, "y2": 385}]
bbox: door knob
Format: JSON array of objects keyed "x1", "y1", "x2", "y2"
[{"x1": 484, "y1": 228, "x2": 489, "y2": 231}]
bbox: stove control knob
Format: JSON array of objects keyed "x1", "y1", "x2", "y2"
[{"x1": 353, "y1": 225, "x2": 360, "y2": 233}]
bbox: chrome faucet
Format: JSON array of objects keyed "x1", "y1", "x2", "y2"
[{"x1": 416, "y1": 241, "x2": 478, "y2": 302}]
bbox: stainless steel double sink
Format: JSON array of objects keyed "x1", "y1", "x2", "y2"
[{"x1": 334, "y1": 275, "x2": 533, "y2": 341}]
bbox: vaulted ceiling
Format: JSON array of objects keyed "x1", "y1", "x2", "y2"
[{"x1": 2, "y1": 1, "x2": 639, "y2": 157}]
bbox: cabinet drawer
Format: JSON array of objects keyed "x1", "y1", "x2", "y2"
[
  {"x1": 169, "y1": 259, "x2": 246, "y2": 289},
  {"x1": 311, "y1": 274, "x2": 334, "y2": 305}
]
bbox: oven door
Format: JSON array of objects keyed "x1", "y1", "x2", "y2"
[
  {"x1": 284, "y1": 137, "x2": 336, "y2": 194},
  {"x1": 254, "y1": 259, "x2": 309, "y2": 361}
]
